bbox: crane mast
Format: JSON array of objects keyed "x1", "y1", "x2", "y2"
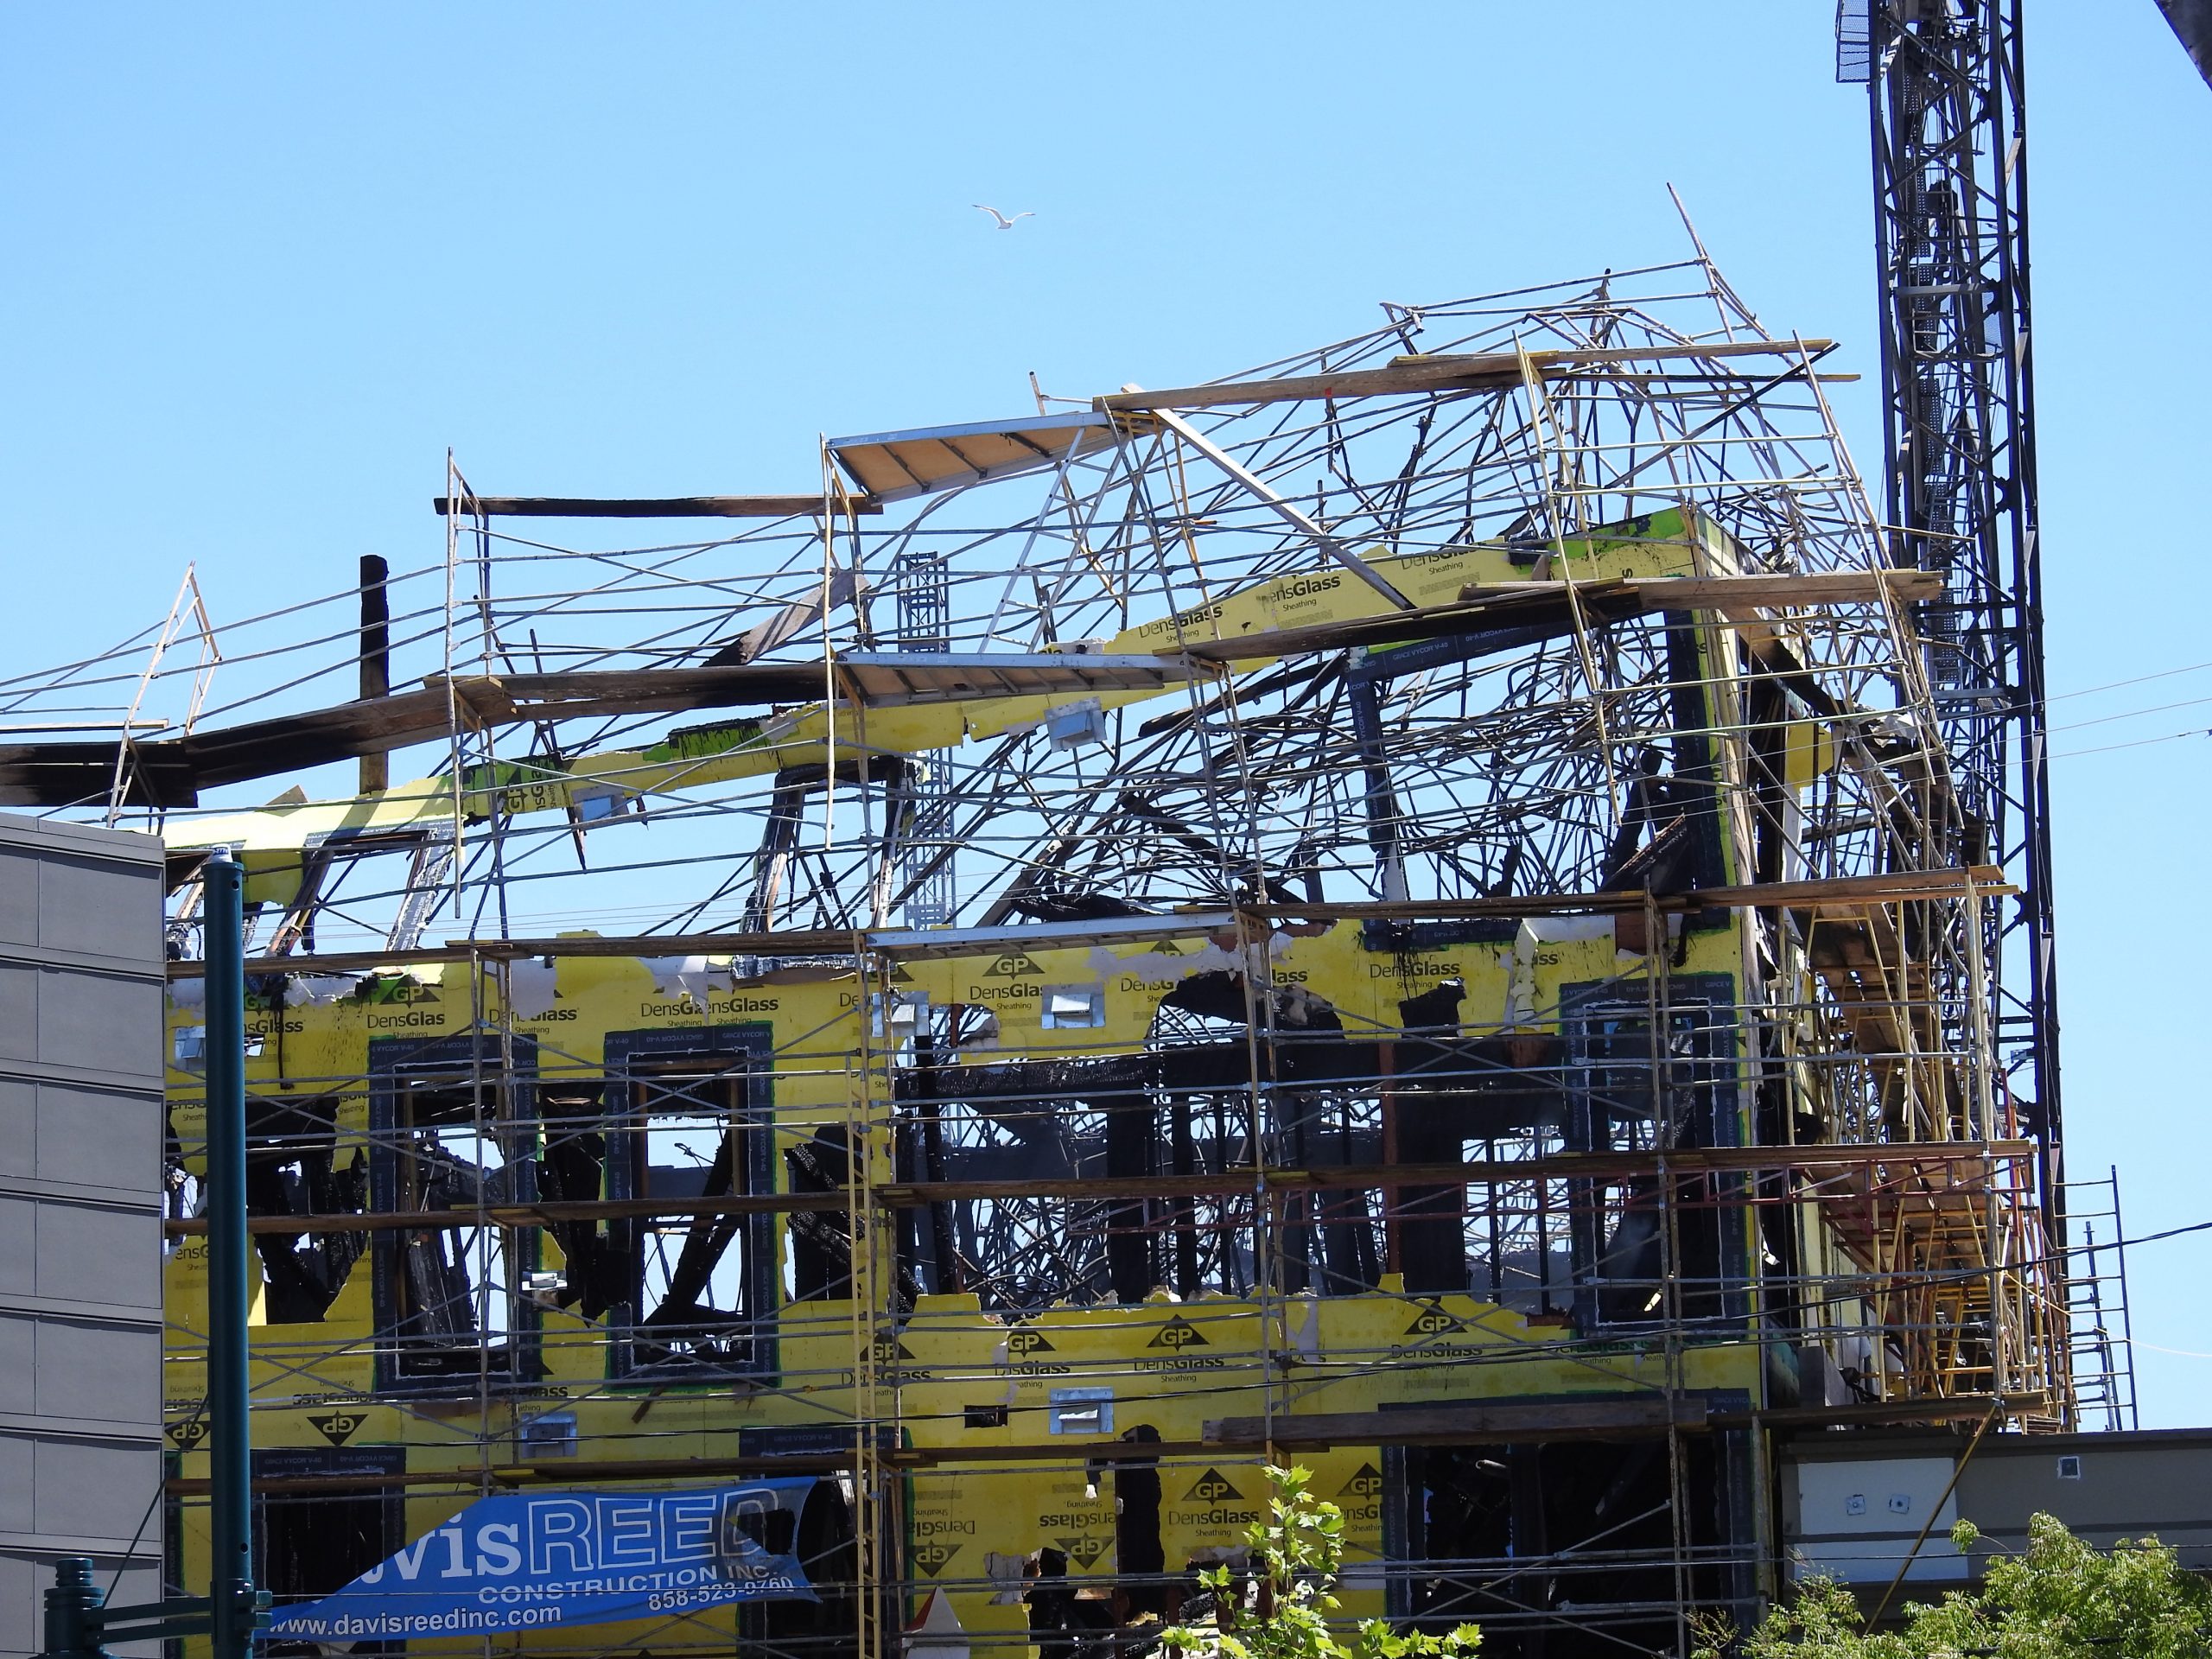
[{"x1": 1844, "y1": 1, "x2": 2061, "y2": 1226}]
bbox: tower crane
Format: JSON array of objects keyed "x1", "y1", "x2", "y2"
[{"x1": 1839, "y1": 2, "x2": 2063, "y2": 1238}]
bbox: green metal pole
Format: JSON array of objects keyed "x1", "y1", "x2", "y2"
[
  {"x1": 202, "y1": 853, "x2": 253, "y2": 1659},
  {"x1": 40, "y1": 1557, "x2": 100, "y2": 1659}
]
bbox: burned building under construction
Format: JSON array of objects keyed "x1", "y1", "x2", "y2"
[{"x1": 0, "y1": 257, "x2": 2115, "y2": 1659}]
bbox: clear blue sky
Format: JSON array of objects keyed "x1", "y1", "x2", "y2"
[{"x1": 4, "y1": 4, "x2": 2206, "y2": 1423}]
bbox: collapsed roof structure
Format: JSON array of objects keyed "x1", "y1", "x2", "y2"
[{"x1": 3, "y1": 256, "x2": 2125, "y2": 1658}]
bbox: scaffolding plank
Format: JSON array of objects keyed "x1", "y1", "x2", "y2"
[
  {"x1": 165, "y1": 1397, "x2": 2016, "y2": 1498},
  {"x1": 829, "y1": 413, "x2": 1118, "y2": 502},
  {"x1": 834, "y1": 652, "x2": 1206, "y2": 704},
  {"x1": 163, "y1": 1141, "x2": 2037, "y2": 1235},
  {"x1": 1098, "y1": 340, "x2": 1840, "y2": 412},
  {"x1": 429, "y1": 495, "x2": 882, "y2": 518},
  {"x1": 1204, "y1": 1396, "x2": 1708, "y2": 1446}
]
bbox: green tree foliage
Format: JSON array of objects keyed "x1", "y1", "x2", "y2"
[
  {"x1": 1159, "y1": 1465, "x2": 1483, "y2": 1659},
  {"x1": 1709, "y1": 1514, "x2": 2212, "y2": 1658}
]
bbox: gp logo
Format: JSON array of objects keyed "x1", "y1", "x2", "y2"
[
  {"x1": 912, "y1": 1542, "x2": 962, "y2": 1576},
  {"x1": 1006, "y1": 1326, "x2": 1056, "y2": 1356},
  {"x1": 309, "y1": 1409, "x2": 365, "y2": 1446},
  {"x1": 1147, "y1": 1315, "x2": 1208, "y2": 1350},
  {"x1": 1187, "y1": 1468, "x2": 1241, "y2": 1503},
  {"x1": 1059, "y1": 1536, "x2": 1110, "y2": 1569},
  {"x1": 1338, "y1": 1463, "x2": 1383, "y2": 1499},
  {"x1": 1403, "y1": 1300, "x2": 1469, "y2": 1338}
]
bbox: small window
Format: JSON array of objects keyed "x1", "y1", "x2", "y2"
[
  {"x1": 1048, "y1": 1387, "x2": 1114, "y2": 1435},
  {"x1": 173, "y1": 1026, "x2": 207, "y2": 1070},
  {"x1": 1042, "y1": 986, "x2": 1104, "y2": 1029},
  {"x1": 869, "y1": 991, "x2": 927, "y2": 1039},
  {"x1": 964, "y1": 1404, "x2": 1008, "y2": 1429},
  {"x1": 2056, "y1": 1454, "x2": 2083, "y2": 1480},
  {"x1": 573, "y1": 785, "x2": 637, "y2": 823},
  {"x1": 518, "y1": 1410, "x2": 576, "y2": 1458},
  {"x1": 1046, "y1": 697, "x2": 1106, "y2": 750}
]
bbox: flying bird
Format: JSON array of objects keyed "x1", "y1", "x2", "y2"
[{"x1": 974, "y1": 203, "x2": 1034, "y2": 230}]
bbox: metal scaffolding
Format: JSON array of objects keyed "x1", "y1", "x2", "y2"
[{"x1": 0, "y1": 256, "x2": 2107, "y2": 1659}]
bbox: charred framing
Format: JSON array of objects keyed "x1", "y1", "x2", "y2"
[{"x1": 0, "y1": 257, "x2": 2112, "y2": 1659}]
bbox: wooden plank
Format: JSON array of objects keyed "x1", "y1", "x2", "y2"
[
  {"x1": 430, "y1": 495, "x2": 881, "y2": 518},
  {"x1": 1205, "y1": 1396, "x2": 1708, "y2": 1447},
  {"x1": 165, "y1": 927, "x2": 856, "y2": 980},
  {"x1": 1741, "y1": 1395, "x2": 2015, "y2": 1432},
  {"x1": 1389, "y1": 340, "x2": 1837, "y2": 370},
  {"x1": 1099, "y1": 360, "x2": 1523, "y2": 415},
  {"x1": 168, "y1": 1395, "x2": 2020, "y2": 1497},
  {"x1": 169, "y1": 1435, "x2": 1235, "y2": 1495},
  {"x1": 165, "y1": 1191, "x2": 853, "y2": 1236},
  {"x1": 1098, "y1": 340, "x2": 1839, "y2": 413},
  {"x1": 167, "y1": 1451, "x2": 871, "y2": 1497},
  {"x1": 161, "y1": 1141, "x2": 2034, "y2": 1237},
  {"x1": 869, "y1": 1141, "x2": 2033, "y2": 1211},
  {"x1": 1694, "y1": 866, "x2": 2014, "y2": 908}
]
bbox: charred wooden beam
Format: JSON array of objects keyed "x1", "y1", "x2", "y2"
[
  {"x1": 1205, "y1": 1395, "x2": 1709, "y2": 1446},
  {"x1": 358, "y1": 554, "x2": 390, "y2": 794}
]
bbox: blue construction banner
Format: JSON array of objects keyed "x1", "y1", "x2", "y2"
[{"x1": 263, "y1": 1481, "x2": 819, "y2": 1642}]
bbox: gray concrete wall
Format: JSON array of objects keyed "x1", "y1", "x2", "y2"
[
  {"x1": 1951, "y1": 1427, "x2": 2212, "y2": 1569},
  {"x1": 1781, "y1": 1426, "x2": 2212, "y2": 1597},
  {"x1": 0, "y1": 815, "x2": 168, "y2": 1659}
]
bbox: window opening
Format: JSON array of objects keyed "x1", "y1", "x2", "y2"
[
  {"x1": 1111, "y1": 1423, "x2": 1169, "y2": 1623},
  {"x1": 391, "y1": 1071, "x2": 524, "y2": 1375},
  {"x1": 367, "y1": 1035, "x2": 542, "y2": 1389},
  {"x1": 600, "y1": 1029, "x2": 777, "y2": 1380},
  {"x1": 532, "y1": 1085, "x2": 613, "y2": 1317},
  {"x1": 785, "y1": 1124, "x2": 855, "y2": 1301},
  {"x1": 741, "y1": 1478, "x2": 858, "y2": 1658},
  {"x1": 252, "y1": 1446, "x2": 404, "y2": 1657},
  {"x1": 244, "y1": 1093, "x2": 365, "y2": 1324},
  {"x1": 1392, "y1": 1433, "x2": 1705, "y2": 1658},
  {"x1": 1563, "y1": 976, "x2": 1738, "y2": 1333}
]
